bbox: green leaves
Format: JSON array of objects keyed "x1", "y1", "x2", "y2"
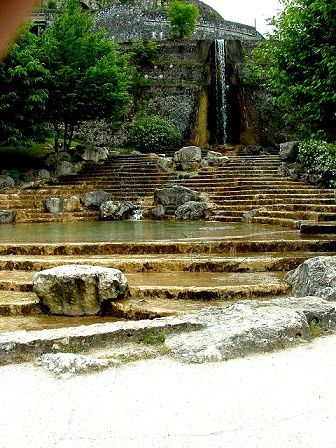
[
  {"x1": 168, "y1": 0, "x2": 199, "y2": 39},
  {"x1": 247, "y1": 0, "x2": 336, "y2": 141}
]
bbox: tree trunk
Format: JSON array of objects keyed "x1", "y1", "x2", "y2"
[
  {"x1": 54, "y1": 123, "x2": 60, "y2": 152},
  {"x1": 68, "y1": 124, "x2": 75, "y2": 151},
  {"x1": 63, "y1": 122, "x2": 68, "y2": 151}
]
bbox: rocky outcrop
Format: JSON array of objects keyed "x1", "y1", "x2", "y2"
[
  {"x1": 173, "y1": 146, "x2": 202, "y2": 171},
  {"x1": 64, "y1": 196, "x2": 82, "y2": 212},
  {"x1": 84, "y1": 190, "x2": 110, "y2": 208},
  {"x1": 45, "y1": 198, "x2": 64, "y2": 215},
  {"x1": 175, "y1": 201, "x2": 211, "y2": 220},
  {"x1": 285, "y1": 256, "x2": 336, "y2": 301},
  {"x1": 151, "y1": 204, "x2": 165, "y2": 220},
  {"x1": 206, "y1": 151, "x2": 230, "y2": 167},
  {"x1": 0, "y1": 175, "x2": 15, "y2": 190},
  {"x1": 154, "y1": 185, "x2": 203, "y2": 212},
  {"x1": 156, "y1": 157, "x2": 174, "y2": 173},
  {"x1": 100, "y1": 201, "x2": 137, "y2": 220},
  {"x1": 54, "y1": 161, "x2": 83, "y2": 177},
  {"x1": 44, "y1": 152, "x2": 72, "y2": 169},
  {"x1": 279, "y1": 141, "x2": 300, "y2": 162},
  {"x1": 166, "y1": 296, "x2": 336, "y2": 363},
  {"x1": 33, "y1": 265, "x2": 129, "y2": 316},
  {"x1": 81, "y1": 146, "x2": 109, "y2": 163},
  {"x1": 0, "y1": 210, "x2": 16, "y2": 224}
]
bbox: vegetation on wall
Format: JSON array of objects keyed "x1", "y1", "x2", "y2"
[
  {"x1": 168, "y1": 0, "x2": 199, "y2": 39},
  {"x1": 246, "y1": 0, "x2": 336, "y2": 142},
  {"x1": 298, "y1": 140, "x2": 336, "y2": 188}
]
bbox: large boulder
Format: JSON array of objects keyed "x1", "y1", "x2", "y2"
[
  {"x1": 156, "y1": 157, "x2": 174, "y2": 172},
  {"x1": 154, "y1": 185, "x2": 202, "y2": 212},
  {"x1": 0, "y1": 210, "x2": 16, "y2": 224},
  {"x1": 175, "y1": 201, "x2": 211, "y2": 220},
  {"x1": 151, "y1": 204, "x2": 165, "y2": 220},
  {"x1": 54, "y1": 161, "x2": 83, "y2": 177},
  {"x1": 45, "y1": 198, "x2": 64, "y2": 215},
  {"x1": 206, "y1": 151, "x2": 230, "y2": 167},
  {"x1": 279, "y1": 141, "x2": 300, "y2": 162},
  {"x1": 285, "y1": 256, "x2": 336, "y2": 301},
  {"x1": 84, "y1": 190, "x2": 110, "y2": 208},
  {"x1": 37, "y1": 169, "x2": 51, "y2": 181},
  {"x1": 0, "y1": 175, "x2": 15, "y2": 190},
  {"x1": 279, "y1": 162, "x2": 304, "y2": 181},
  {"x1": 33, "y1": 265, "x2": 128, "y2": 316},
  {"x1": 173, "y1": 146, "x2": 202, "y2": 171},
  {"x1": 64, "y1": 196, "x2": 82, "y2": 212},
  {"x1": 44, "y1": 152, "x2": 72, "y2": 169},
  {"x1": 100, "y1": 201, "x2": 137, "y2": 221},
  {"x1": 81, "y1": 146, "x2": 109, "y2": 163}
]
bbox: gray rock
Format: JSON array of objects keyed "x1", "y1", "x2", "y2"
[
  {"x1": 37, "y1": 353, "x2": 118, "y2": 377},
  {"x1": 45, "y1": 198, "x2": 64, "y2": 215},
  {"x1": 156, "y1": 157, "x2": 174, "y2": 172},
  {"x1": 175, "y1": 201, "x2": 211, "y2": 220},
  {"x1": 64, "y1": 196, "x2": 82, "y2": 212},
  {"x1": 173, "y1": 146, "x2": 202, "y2": 171},
  {"x1": 200, "y1": 159, "x2": 209, "y2": 169},
  {"x1": 33, "y1": 265, "x2": 129, "y2": 316},
  {"x1": 54, "y1": 161, "x2": 82, "y2": 177},
  {"x1": 100, "y1": 201, "x2": 136, "y2": 220},
  {"x1": 44, "y1": 152, "x2": 72, "y2": 169},
  {"x1": 151, "y1": 204, "x2": 165, "y2": 220},
  {"x1": 279, "y1": 141, "x2": 300, "y2": 162},
  {"x1": 0, "y1": 210, "x2": 16, "y2": 224},
  {"x1": 81, "y1": 146, "x2": 109, "y2": 163},
  {"x1": 207, "y1": 151, "x2": 230, "y2": 167},
  {"x1": 84, "y1": 190, "x2": 110, "y2": 208},
  {"x1": 279, "y1": 162, "x2": 304, "y2": 181},
  {"x1": 241, "y1": 208, "x2": 261, "y2": 223},
  {"x1": 166, "y1": 296, "x2": 336, "y2": 363},
  {"x1": 0, "y1": 175, "x2": 15, "y2": 190},
  {"x1": 37, "y1": 169, "x2": 50, "y2": 181},
  {"x1": 285, "y1": 256, "x2": 336, "y2": 301},
  {"x1": 154, "y1": 185, "x2": 202, "y2": 212}
]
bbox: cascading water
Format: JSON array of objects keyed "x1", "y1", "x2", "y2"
[{"x1": 215, "y1": 39, "x2": 228, "y2": 144}]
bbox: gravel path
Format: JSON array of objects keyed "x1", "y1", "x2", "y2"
[{"x1": 1, "y1": 335, "x2": 336, "y2": 448}]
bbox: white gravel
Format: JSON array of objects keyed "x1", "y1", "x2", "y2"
[{"x1": 1, "y1": 335, "x2": 336, "y2": 448}]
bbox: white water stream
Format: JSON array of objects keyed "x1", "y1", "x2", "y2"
[{"x1": 215, "y1": 39, "x2": 228, "y2": 144}]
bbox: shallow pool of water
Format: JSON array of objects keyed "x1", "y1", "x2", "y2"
[{"x1": 0, "y1": 221, "x2": 300, "y2": 244}]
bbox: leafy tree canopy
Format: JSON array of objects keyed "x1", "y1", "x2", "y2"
[
  {"x1": 0, "y1": 27, "x2": 49, "y2": 146},
  {"x1": 168, "y1": 0, "x2": 199, "y2": 39},
  {"x1": 39, "y1": 0, "x2": 132, "y2": 149},
  {"x1": 246, "y1": 0, "x2": 336, "y2": 141}
]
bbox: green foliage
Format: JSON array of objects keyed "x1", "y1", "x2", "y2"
[
  {"x1": 131, "y1": 41, "x2": 157, "y2": 68},
  {"x1": 130, "y1": 115, "x2": 182, "y2": 152},
  {"x1": 298, "y1": 140, "x2": 336, "y2": 187},
  {"x1": 47, "y1": 1, "x2": 57, "y2": 8},
  {"x1": 309, "y1": 320, "x2": 322, "y2": 337},
  {"x1": 143, "y1": 330, "x2": 166, "y2": 345},
  {"x1": 0, "y1": 27, "x2": 49, "y2": 146},
  {"x1": 39, "y1": 0, "x2": 133, "y2": 150},
  {"x1": 246, "y1": 0, "x2": 336, "y2": 141},
  {"x1": 168, "y1": 0, "x2": 199, "y2": 39}
]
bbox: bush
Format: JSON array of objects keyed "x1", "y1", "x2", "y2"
[
  {"x1": 131, "y1": 41, "x2": 157, "y2": 68},
  {"x1": 130, "y1": 115, "x2": 182, "y2": 153},
  {"x1": 298, "y1": 140, "x2": 336, "y2": 187},
  {"x1": 168, "y1": 0, "x2": 199, "y2": 39}
]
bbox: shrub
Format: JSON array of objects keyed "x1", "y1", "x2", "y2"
[
  {"x1": 131, "y1": 41, "x2": 157, "y2": 68},
  {"x1": 298, "y1": 140, "x2": 336, "y2": 187},
  {"x1": 130, "y1": 115, "x2": 182, "y2": 152},
  {"x1": 168, "y1": 0, "x2": 199, "y2": 39}
]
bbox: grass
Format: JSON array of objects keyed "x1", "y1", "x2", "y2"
[
  {"x1": 309, "y1": 320, "x2": 322, "y2": 337},
  {"x1": 143, "y1": 330, "x2": 166, "y2": 345}
]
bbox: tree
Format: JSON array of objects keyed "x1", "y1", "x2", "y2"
[
  {"x1": 0, "y1": 26, "x2": 49, "y2": 146},
  {"x1": 247, "y1": 0, "x2": 336, "y2": 141},
  {"x1": 40, "y1": 0, "x2": 132, "y2": 149},
  {"x1": 168, "y1": 0, "x2": 199, "y2": 39}
]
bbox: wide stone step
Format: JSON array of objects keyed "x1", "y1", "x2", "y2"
[
  {"x1": 0, "y1": 291, "x2": 40, "y2": 316},
  {"x1": 0, "y1": 252, "x2": 329, "y2": 273},
  {"x1": 0, "y1": 270, "x2": 290, "y2": 301},
  {"x1": 212, "y1": 198, "x2": 336, "y2": 205},
  {"x1": 0, "y1": 238, "x2": 334, "y2": 256}
]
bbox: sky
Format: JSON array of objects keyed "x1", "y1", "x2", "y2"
[{"x1": 203, "y1": 0, "x2": 283, "y2": 35}]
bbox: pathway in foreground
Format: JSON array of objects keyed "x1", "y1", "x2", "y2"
[{"x1": 1, "y1": 334, "x2": 336, "y2": 448}]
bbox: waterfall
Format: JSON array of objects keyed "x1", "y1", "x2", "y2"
[
  {"x1": 215, "y1": 39, "x2": 228, "y2": 144},
  {"x1": 132, "y1": 207, "x2": 144, "y2": 221}
]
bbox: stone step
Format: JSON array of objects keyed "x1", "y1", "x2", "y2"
[
  {"x1": 212, "y1": 198, "x2": 336, "y2": 205},
  {"x1": 0, "y1": 251, "x2": 329, "y2": 273},
  {"x1": 0, "y1": 291, "x2": 40, "y2": 316},
  {"x1": 0, "y1": 270, "x2": 290, "y2": 301},
  {"x1": 0, "y1": 238, "x2": 334, "y2": 256}
]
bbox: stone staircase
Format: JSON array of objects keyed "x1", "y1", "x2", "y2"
[
  {"x1": 0, "y1": 152, "x2": 335, "y2": 332},
  {"x1": 0, "y1": 153, "x2": 335, "y2": 227}
]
